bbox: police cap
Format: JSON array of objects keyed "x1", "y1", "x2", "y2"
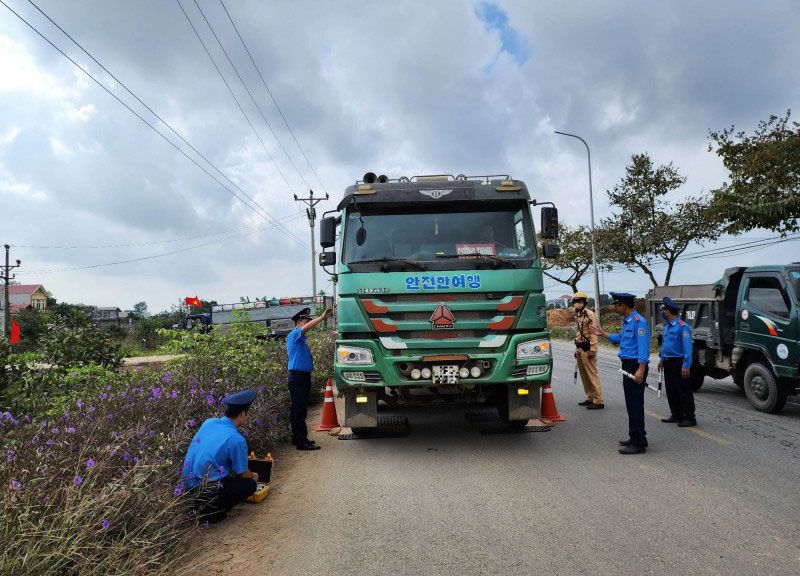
[
  {"x1": 662, "y1": 296, "x2": 682, "y2": 312},
  {"x1": 222, "y1": 390, "x2": 257, "y2": 408},
  {"x1": 291, "y1": 307, "x2": 313, "y2": 323},
  {"x1": 610, "y1": 291, "x2": 636, "y2": 307}
]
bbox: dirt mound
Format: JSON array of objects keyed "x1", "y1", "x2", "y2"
[{"x1": 547, "y1": 308, "x2": 575, "y2": 327}]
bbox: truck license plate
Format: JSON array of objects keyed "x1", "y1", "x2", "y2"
[{"x1": 432, "y1": 365, "x2": 459, "y2": 385}]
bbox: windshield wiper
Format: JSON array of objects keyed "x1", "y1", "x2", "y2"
[
  {"x1": 349, "y1": 257, "x2": 427, "y2": 271},
  {"x1": 435, "y1": 252, "x2": 515, "y2": 266}
]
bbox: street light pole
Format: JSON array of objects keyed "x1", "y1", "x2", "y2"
[{"x1": 555, "y1": 131, "x2": 602, "y2": 321}]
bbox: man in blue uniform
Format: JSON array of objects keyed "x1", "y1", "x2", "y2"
[
  {"x1": 658, "y1": 296, "x2": 696, "y2": 427},
  {"x1": 183, "y1": 390, "x2": 259, "y2": 523},
  {"x1": 592, "y1": 292, "x2": 651, "y2": 454},
  {"x1": 287, "y1": 307, "x2": 332, "y2": 451}
]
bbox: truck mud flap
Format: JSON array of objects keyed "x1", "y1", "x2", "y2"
[
  {"x1": 464, "y1": 411, "x2": 551, "y2": 435},
  {"x1": 343, "y1": 389, "x2": 379, "y2": 429},
  {"x1": 507, "y1": 384, "x2": 541, "y2": 421}
]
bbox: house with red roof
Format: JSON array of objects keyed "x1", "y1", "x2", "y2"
[{"x1": 1, "y1": 284, "x2": 48, "y2": 333}]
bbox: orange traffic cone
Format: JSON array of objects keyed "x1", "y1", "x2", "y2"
[
  {"x1": 540, "y1": 383, "x2": 565, "y2": 422},
  {"x1": 315, "y1": 378, "x2": 340, "y2": 431}
]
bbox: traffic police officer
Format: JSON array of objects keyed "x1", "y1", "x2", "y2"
[
  {"x1": 573, "y1": 292, "x2": 604, "y2": 409},
  {"x1": 658, "y1": 296, "x2": 696, "y2": 427},
  {"x1": 592, "y1": 292, "x2": 651, "y2": 454},
  {"x1": 182, "y1": 390, "x2": 259, "y2": 523},
  {"x1": 286, "y1": 307, "x2": 332, "y2": 450}
]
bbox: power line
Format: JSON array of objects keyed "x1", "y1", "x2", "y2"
[
  {"x1": 190, "y1": 0, "x2": 313, "y2": 192},
  {"x1": 219, "y1": 0, "x2": 329, "y2": 196},
  {"x1": 6, "y1": 0, "x2": 306, "y2": 248},
  {"x1": 16, "y1": 215, "x2": 303, "y2": 275},
  {"x1": 175, "y1": 0, "x2": 300, "y2": 195},
  {"x1": 10, "y1": 213, "x2": 297, "y2": 249}
]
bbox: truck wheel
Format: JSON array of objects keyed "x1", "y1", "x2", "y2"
[
  {"x1": 743, "y1": 363, "x2": 789, "y2": 414},
  {"x1": 688, "y1": 365, "x2": 705, "y2": 392}
]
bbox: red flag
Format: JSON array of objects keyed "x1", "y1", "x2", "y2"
[
  {"x1": 9, "y1": 321, "x2": 20, "y2": 344},
  {"x1": 185, "y1": 296, "x2": 202, "y2": 307}
]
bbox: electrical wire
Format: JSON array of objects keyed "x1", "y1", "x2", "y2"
[
  {"x1": 17, "y1": 214, "x2": 303, "y2": 275},
  {"x1": 219, "y1": 0, "x2": 328, "y2": 196},
  {"x1": 190, "y1": 0, "x2": 313, "y2": 192},
  {"x1": 175, "y1": 0, "x2": 300, "y2": 195},
  {"x1": 10, "y1": 213, "x2": 297, "y2": 249},
  {"x1": 5, "y1": 0, "x2": 307, "y2": 248}
]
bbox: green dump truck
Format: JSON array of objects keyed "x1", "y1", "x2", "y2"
[
  {"x1": 318, "y1": 173, "x2": 559, "y2": 430},
  {"x1": 647, "y1": 265, "x2": 800, "y2": 413}
]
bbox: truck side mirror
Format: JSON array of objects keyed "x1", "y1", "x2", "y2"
[
  {"x1": 320, "y1": 216, "x2": 337, "y2": 248},
  {"x1": 542, "y1": 244, "x2": 560, "y2": 259},
  {"x1": 540, "y1": 207, "x2": 559, "y2": 240},
  {"x1": 319, "y1": 252, "x2": 336, "y2": 267}
]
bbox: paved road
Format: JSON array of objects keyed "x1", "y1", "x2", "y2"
[{"x1": 198, "y1": 341, "x2": 800, "y2": 576}]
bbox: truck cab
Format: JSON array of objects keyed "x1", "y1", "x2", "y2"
[
  {"x1": 648, "y1": 264, "x2": 800, "y2": 413},
  {"x1": 318, "y1": 173, "x2": 558, "y2": 430}
]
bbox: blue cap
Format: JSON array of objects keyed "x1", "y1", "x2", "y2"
[
  {"x1": 222, "y1": 390, "x2": 257, "y2": 407},
  {"x1": 663, "y1": 296, "x2": 682, "y2": 311},
  {"x1": 610, "y1": 291, "x2": 636, "y2": 305}
]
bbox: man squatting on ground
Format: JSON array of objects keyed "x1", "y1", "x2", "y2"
[
  {"x1": 182, "y1": 390, "x2": 260, "y2": 523},
  {"x1": 286, "y1": 307, "x2": 333, "y2": 451},
  {"x1": 592, "y1": 292, "x2": 651, "y2": 455},
  {"x1": 573, "y1": 292, "x2": 604, "y2": 410},
  {"x1": 658, "y1": 296, "x2": 697, "y2": 427}
]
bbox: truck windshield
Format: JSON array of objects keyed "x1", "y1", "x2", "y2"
[{"x1": 343, "y1": 204, "x2": 534, "y2": 269}]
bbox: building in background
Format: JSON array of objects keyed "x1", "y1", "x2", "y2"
[
  {"x1": 0, "y1": 284, "x2": 49, "y2": 334},
  {"x1": 91, "y1": 307, "x2": 130, "y2": 329}
]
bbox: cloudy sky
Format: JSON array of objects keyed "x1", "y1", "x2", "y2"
[{"x1": 1, "y1": 0, "x2": 798, "y2": 311}]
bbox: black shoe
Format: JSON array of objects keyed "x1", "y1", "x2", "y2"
[
  {"x1": 677, "y1": 419, "x2": 697, "y2": 427},
  {"x1": 661, "y1": 416, "x2": 681, "y2": 423},
  {"x1": 296, "y1": 441, "x2": 321, "y2": 451},
  {"x1": 619, "y1": 439, "x2": 648, "y2": 447},
  {"x1": 586, "y1": 403, "x2": 604, "y2": 410},
  {"x1": 618, "y1": 444, "x2": 647, "y2": 455},
  {"x1": 578, "y1": 400, "x2": 593, "y2": 406}
]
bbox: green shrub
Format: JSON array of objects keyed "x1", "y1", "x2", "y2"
[{"x1": 39, "y1": 312, "x2": 122, "y2": 369}]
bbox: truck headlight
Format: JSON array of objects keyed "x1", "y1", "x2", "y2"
[
  {"x1": 516, "y1": 339, "x2": 551, "y2": 359},
  {"x1": 337, "y1": 345, "x2": 373, "y2": 365}
]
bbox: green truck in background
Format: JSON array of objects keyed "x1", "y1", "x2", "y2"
[
  {"x1": 317, "y1": 173, "x2": 559, "y2": 430},
  {"x1": 647, "y1": 265, "x2": 800, "y2": 413}
]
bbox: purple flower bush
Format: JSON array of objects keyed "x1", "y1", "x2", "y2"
[{"x1": 0, "y1": 321, "x2": 334, "y2": 574}]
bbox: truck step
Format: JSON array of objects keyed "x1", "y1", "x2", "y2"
[
  {"x1": 465, "y1": 411, "x2": 552, "y2": 435},
  {"x1": 337, "y1": 416, "x2": 410, "y2": 440}
]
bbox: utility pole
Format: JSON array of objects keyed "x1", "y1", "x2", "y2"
[
  {"x1": 1, "y1": 245, "x2": 22, "y2": 339},
  {"x1": 294, "y1": 190, "x2": 328, "y2": 300}
]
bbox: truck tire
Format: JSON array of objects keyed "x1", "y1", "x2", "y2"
[
  {"x1": 743, "y1": 362, "x2": 789, "y2": 414},
  {"x1": 688, "y1": 365, "x2": 705, "y2": 392}
]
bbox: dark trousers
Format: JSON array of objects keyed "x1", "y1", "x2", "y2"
[
  {"x1": 621, "y1": 359, "x2": 649, "y2": 447},
  {"x1": 288, "y1": 370, "x2": 312, "y2": 444},
  {"x1": 663, "y1": 357, "x2": 695, "y2": 420},
  {"x1": 196, "y1": 476, "x2": 257, "y2": 523}
]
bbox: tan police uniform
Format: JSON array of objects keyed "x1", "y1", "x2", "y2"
[{"x1": 575, "y1": 308, "x2": 603, "y2": 405}]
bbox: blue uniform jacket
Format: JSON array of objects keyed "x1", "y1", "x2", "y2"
[
  {"x1": 182, "y1": 417, "x2": 248, "y2": 490},
  {"x1": 608, "y1": 311, "x2": 651, "y2": 364},
  {"x1": 660, "y1": 317, "x2": 693, "y2": 370}
]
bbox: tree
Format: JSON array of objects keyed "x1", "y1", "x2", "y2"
[
  {"x1": 602, "y1": 153, "x2": 722, "y2": 286},
  {"x1": 708, "y1": 110, "x2": 800, "y2": 235},
  {"x1": 129, "y1": 301, "x2": 149, "y2": 320},
  {"x1": 540, "y1": 224, "x2": 612, "y2": 293}
]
